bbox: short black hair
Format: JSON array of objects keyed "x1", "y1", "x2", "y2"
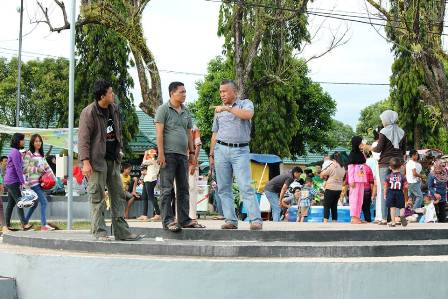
[
  {"x1": 409, "y1": 149, "x2": 418, "y2": 157},
  {"x1": 0, "y1": 156, "x2": 7, "y2": 161},
  {"x1": 121, "y1": 163, "x2": 132, "y2": 172},
  {"x1": 168, "y1": 82, "x2": 185, "y2": 96},
  {"x1": 390, "y1": 157, "x2": 402, "y2": 170},
  {"x1": 330, "y1": 151, "x2": 344, "y2": 167},
  {"x1": 291, "y1": 167, "x2": 303, "y2": 175},
  {"x1": 93, "y1": 79, "x2": 112, "y2": 102},
  {"x1": 292, "y1": 186, "x2": 301, "y2": 193},
  {"x1": 304, "y1": 169, "x2": 313, "y2": 175},
  {"x1": 10, "y1": 133, "x2": 25, "y2": 149},
  {"x1": 305, "y1": 177, "x2": 313, "y2": 183},
  {"x1": 220, "y1": 79, "x2": 237, "y2": 90}
]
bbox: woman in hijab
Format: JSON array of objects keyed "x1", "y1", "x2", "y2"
[
  {"x1": 366, "y1": 127, "x2": 383, "y2": 223},
  {"x1": 428, "y1": 160, "x2": 447, "y2": 222},
  {"x1": 347, "y1": 136, "x2": 368, "y2": 224},
  {"x1": 371, "y1": 110, "x2": 407, "y2": 225}
]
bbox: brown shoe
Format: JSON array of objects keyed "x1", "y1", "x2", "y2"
[
  {"x1": 221, "y1": 223, "x2": 238, "y2": 230},
  {"x1": 250, "y1": 222, "x2": 263, "y2": 231}
]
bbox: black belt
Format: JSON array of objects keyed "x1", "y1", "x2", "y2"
[{"x1": 217, "y1": 140, "x2": 249, "y2": 147}]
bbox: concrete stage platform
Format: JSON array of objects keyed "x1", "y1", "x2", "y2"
[{"x1": 3, "y1": 221, "x2": 448, "y2": 258}]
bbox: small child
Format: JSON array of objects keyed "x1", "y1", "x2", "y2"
[
  {"x1": 384, "y1": 158, "x2": 408, "y2": 227},
  {"x1": 298, "y1": 177, "x2": 317, "y2": 222},
  {"x1": 282, "y1": 187, "x2": 301, "y2": 209},
  {"x1": 420, "y1": 194, "x2": 437, "y2": 223}
]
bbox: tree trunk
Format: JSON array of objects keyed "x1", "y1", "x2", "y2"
[
  {"x1": 413, "y1": 121, "x2": 420, "y2": 149},
  {"x1": 136, "y1": 41, "x2": 163, "y2": 116},
  {"x1": 234, "y1": 2, "x2": 246, "y2": 99}
]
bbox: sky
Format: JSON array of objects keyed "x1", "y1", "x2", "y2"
[{"x1": 0, "y1": 0, "x2": 396, "y2": 129}]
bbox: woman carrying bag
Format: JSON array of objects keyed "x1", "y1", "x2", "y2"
[{"x1": 23, "y1": 134, "x2": 56, "y2": 231}]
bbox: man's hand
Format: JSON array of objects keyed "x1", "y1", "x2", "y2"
[
  {"x1": 82, "y1": 160, "x2": 93, "y2": 178},
  {"x1": 189, "y1": 164, "x2": 196, "y2": 176},
  {"x1": 349, "y1": 183, "x2": 355, "y2": 189},
  {"x1": 188, "y1": 153, "x2": 196, "y2": 166},
  {"x1": 214, "y1": 105, "x2": 231, "y2": 113},
  {"x1": 157, "y1": 153, "x2": 166, "y2": 168}
]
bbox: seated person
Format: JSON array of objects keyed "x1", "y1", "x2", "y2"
[
  {"x1": 121, "y1": 163, "x2": 138, "y2": 219},
  {"x1": 282, "y1": 187, "x2": 301, "y2": 209},
  {"x1": 298, "y1": 177, "x2": 317, "y2": 222}
]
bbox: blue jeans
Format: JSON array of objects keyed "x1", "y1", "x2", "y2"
[
  {"x1": 214, "y1": 143, "x2": 262, "y2": 226},
  {"x1": 213, "y1": 191, "x2": 224, "y2": 216},
  {"x1": 263, "y1": 190, "x2": 281, "y2": 222},
  {"x1": 25, "y1": 185, "x2": 48, "y2": 225},
  {"x1": 408, "y1": 181, "x2": 423, "y2": 209}
]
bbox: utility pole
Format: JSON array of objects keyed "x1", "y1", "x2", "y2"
[{"x1": 16, "y1": 0, "x2": 24, "y2": 127}]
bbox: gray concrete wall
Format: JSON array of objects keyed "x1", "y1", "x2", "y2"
[
  {"x1": 2, "y1": 196, "x2": 147, "y2": 221},
  {"x1": 0, "y1": 277, "x2": 17, "y2": 299},
  {"x1": 0, "y1": 249, "x2": 447, "y2": 299}
]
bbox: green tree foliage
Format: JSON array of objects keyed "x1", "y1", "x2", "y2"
[
  {"x1": 367, "y1": 1, "x2": 448, "y2": 128},
  {"x1": 0, "y1": 57, "x2": 69, "y2": 129},
  {"x1": 191, "y1": 56, "x2": 336, "y2": 157},
  {"x1": 389, "y1": 53, "x2": 438, "y2": 149},
  {"x1": 0, "y1": 57, "x2": 19, "y2": 127},
  {"x1": 75, "y1": 24, "x2": 139, "y2": 157},
  {"x1": 0, "y1": 57, "x2": 69, "y2": 153},
  {"x1": 188, "y1": 57, "x2": 234, "y2": 153},
  {"x1": 356, "y1": 99, "x2": 393, "y2": 142},
  {"x1": 357, "y1": 98, "x2": 448, "y2": 152},
  {"x1": 327, "y1": 120, "x2": 355, "y2": 148},
  {"x1": 192, "y1": 0, "x2": 335, "y2": 157}
]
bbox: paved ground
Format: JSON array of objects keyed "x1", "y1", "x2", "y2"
[{"x1": 124, "y1": 219, "x2": 448, "y2": 231}]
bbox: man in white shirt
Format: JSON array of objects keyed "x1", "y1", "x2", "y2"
[{"x1": 406, "y1": 149, "x2": 424, "y2": 209}]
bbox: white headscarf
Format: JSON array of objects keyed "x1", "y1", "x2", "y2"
[{"x1": 379, "y1": 110, "x2": 405, "y2": 149}]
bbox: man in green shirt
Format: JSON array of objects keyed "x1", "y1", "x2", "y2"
[{"x1": 155, "y1": 82, "x2": 205, "y2": 232}]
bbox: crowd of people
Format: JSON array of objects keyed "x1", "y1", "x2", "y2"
[
  {"x1": 263, "y1": 110, "x2": 447, "y2": 226},
  {"x1": 1, "y1": 79, "x2": 447, "y2": 240}
]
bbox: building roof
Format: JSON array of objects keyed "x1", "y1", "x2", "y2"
[
  {"x1": 134, "y1": 110, "x2": 208, "y2": 163},
  {"x1": 282, "y1": 146, "x2": 349, "y2": 165}
]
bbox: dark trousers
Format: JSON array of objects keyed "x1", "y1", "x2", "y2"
[
  {"x1": 5, "y1": 182, "x2": 26, "y2": 226},
  {"x1": 362, "y1": 189, "x2": 372, "y2": 222},
  {"x1": 142, "y1": 181, "x2": 159, "y2": 216},
  {"x1": 323, "y1": 189, "x2": 340, "y2": 221},
  {"x1": 0, "y1": 194, "x2": 4, "y2": 227},
  {"x1": 436, "y1": 201, "x2": 446, "y2": 223},
  {"x1": 159, "y1": 153, "x2": 191, "y2": 227}
]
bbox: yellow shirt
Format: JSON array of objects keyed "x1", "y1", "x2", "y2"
[{"x1": 121, "y1": 174, "x2": 131, "y2": 192}]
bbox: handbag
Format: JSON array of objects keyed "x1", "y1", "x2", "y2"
[{"x1": 40, "y1": 172, "x2": 56, "y2": 190}]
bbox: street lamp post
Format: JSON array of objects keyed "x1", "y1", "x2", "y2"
[
  {"x1": 67, "y1": 0, "x2": 77, "y2": 230},
  {"x1": 16, "y1": 0, "x2": 24, "y2": 127}
]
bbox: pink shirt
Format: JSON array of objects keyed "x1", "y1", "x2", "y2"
[{"x1": 346, "y1": 164, "x2": 374, "y2": 190}]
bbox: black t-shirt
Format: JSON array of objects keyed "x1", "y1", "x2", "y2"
[
  {"x1": 99, "y1": 105, "x2": 118, "y2": 161},
  {"x1": 265, "y1": 173, "x2": 296, "y2": 193}
]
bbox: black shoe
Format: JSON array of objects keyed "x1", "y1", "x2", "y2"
[{"x1": 118, "y1": 233, "x2": 145, "y2": 241}]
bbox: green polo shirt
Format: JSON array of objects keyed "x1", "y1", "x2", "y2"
[{"x1": 155, "y1": 101, "x2": 192, "y2": 156}]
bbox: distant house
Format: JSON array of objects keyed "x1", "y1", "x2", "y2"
[
  {"x1": 0, "y1": 110, "x2": 209, "y2": 166},
  {"x1": 280, "y1": 146, "x2": 349, "y2": 173}
]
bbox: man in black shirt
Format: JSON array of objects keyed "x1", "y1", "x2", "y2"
[
  {"x1": 264, "y1": 167, "x2": 303, "y2": 221},
  {"x1": 79, "y1": 79, "x2": 143, "y2": 241}
]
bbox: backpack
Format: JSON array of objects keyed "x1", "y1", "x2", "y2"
[{"x1": 350, "y1": 164, "x2": 367, "y2": 184}]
